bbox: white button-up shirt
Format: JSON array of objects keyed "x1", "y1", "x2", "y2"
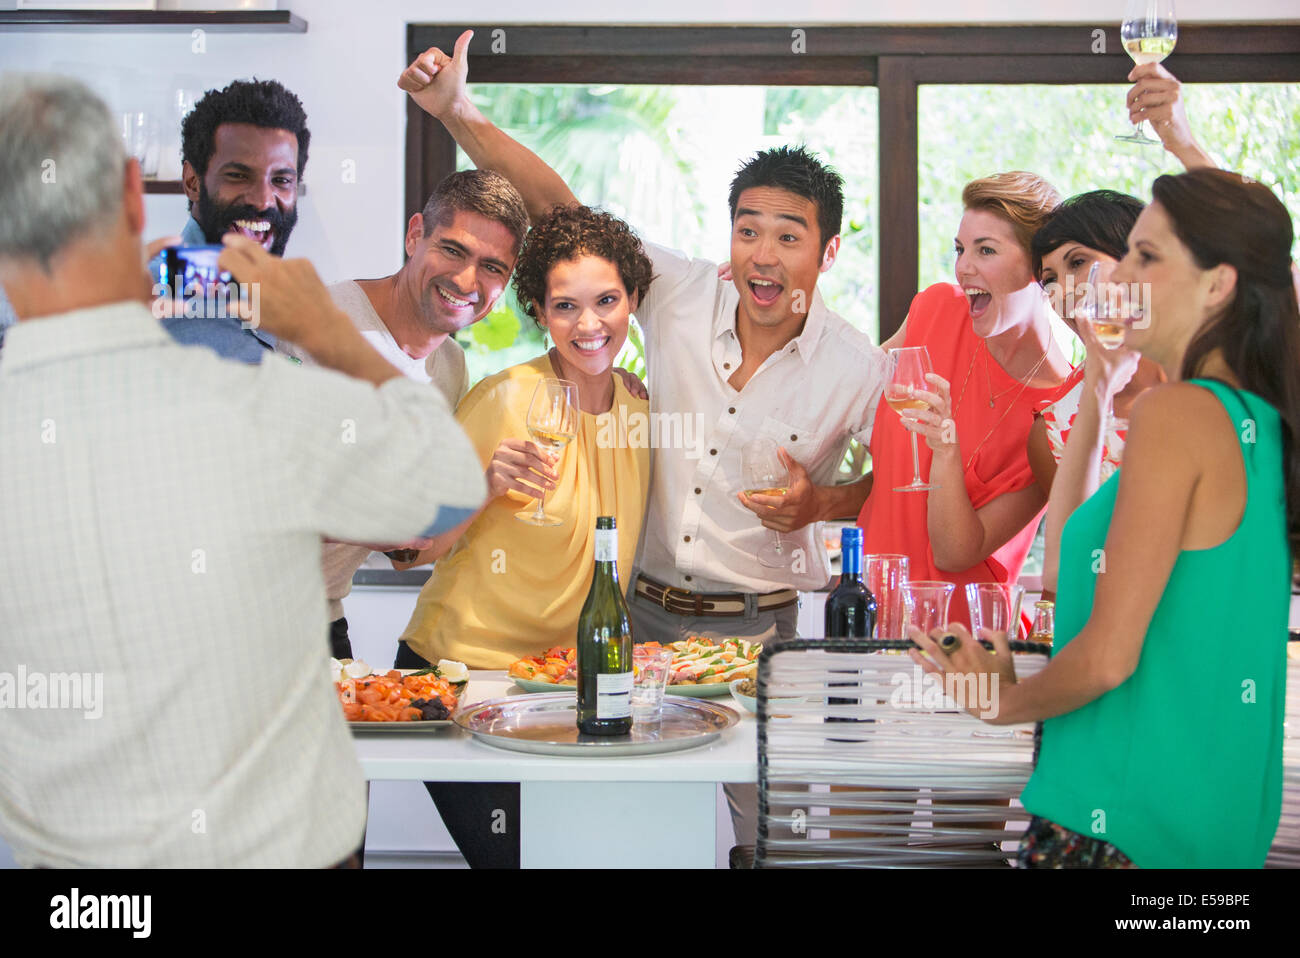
[
  {"x1": 633, "y1": 242, "x2": 888, "y2": 595},
  {"x1": 0, "y1": 302, "x2": 484, "y2": 867}
]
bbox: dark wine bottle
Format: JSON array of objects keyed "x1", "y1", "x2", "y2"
[
  {"x1": 825, "y1": 526, "x2": 876, "y2": 638},
  {"x1": 576, "y1": 516, "x2": 634, "y2": 735},
  {"x1": 825, "y1": 526, "x2": 876, "y2": 734}
]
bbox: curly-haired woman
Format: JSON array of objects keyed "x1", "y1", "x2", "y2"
[{"x1": 395, "y1": 203, "x2": 655, "y2": 670}]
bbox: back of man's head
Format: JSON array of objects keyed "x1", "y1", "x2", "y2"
[
  {"x1": 181, "y1": 78, "x2": 310, "y2": 180},
  {"x1": 728, "y1": 145, "x2": 844, "y2": 250},
  {"x1": 420, "y1": 169, "x2": 530, "y2": 259},
  {"x1": 0, "y1": 74, "x2": 127, "y2": 271}
]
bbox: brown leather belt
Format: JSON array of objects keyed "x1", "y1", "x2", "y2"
[{"x1": 633, "y1": 572, "x2": 798, "y2": 618}]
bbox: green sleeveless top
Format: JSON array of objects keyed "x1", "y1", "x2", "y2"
[{"x1": 1021, "y1": 380, "x2": 1291, "y2": 868}]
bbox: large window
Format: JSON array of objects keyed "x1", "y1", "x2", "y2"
[
  {"x1": 451, "y1": 84, "x2": 879, "y2": 385},
  {"x1": 918, "y1": 82, "x2": 1300, "y2": 292},
  {"x1": 408, "y1": 23, "x2": 1300, "y2": 350}
]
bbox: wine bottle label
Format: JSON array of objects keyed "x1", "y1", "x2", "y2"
[
  {"x1": 595, "y1": 671, "x2": 633, "y2": 719},
  {"x1": 594, "y1": 528, "x2": 618, "y2": 562}
]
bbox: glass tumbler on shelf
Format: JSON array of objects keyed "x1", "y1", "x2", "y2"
[{"x1": 120, "y1": 111, "x2": 160, "y2": 178}]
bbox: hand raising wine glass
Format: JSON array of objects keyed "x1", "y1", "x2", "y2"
[
  {"x1": 516, "y1": 378, "x2": 577, "y2": 527},
  {"x1": 886, "y1": 346, "x2": 939, "y2": 493},
  {"x1": 1077, "y1": 261, "x2": 1127, "y2": 350},
  {"x1": 741, "y1": 437, "x2": 791, "y2": 569},
  {"x1": 1117, "y1": 0, "x2": 1178, "y2": 145}
]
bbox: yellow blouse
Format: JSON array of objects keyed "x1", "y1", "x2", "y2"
[{"x1": 401, "y1": 353, "x2": 650, "y2": 669}]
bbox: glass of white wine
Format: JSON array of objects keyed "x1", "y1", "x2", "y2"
[
  {"x1": 1078, "y1": 261, "x2": 1127, "y2": 350},
  {"x1": 885, "y1": 346, "x2": 939, "y2": 493},
  {"x1": 741, "y1": 437, "x2": 791, "y2": 569},
  {"x1": 1116, "y1": 0, "x2": 1178, "y2": 145},
  {"x1": 517, "y1": 378, "x2": 578, "y2": 527}
]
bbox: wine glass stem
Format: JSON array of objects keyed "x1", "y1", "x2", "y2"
[
  {"x1": 910, "y1": 431, "x2": 923, "y2": 485},
  {"x1": 534, "y1": 488, "x2": 547, "y2": 521},
  {"x1": 772, "y1": 530, "x2": 784, "y2": 555}
]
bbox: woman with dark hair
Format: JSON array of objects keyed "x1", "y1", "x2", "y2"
[
  {"x1": 912, "y1": 168, "x2": 1300, "y2": 868},
  {"x1": 1028, "y1": 190, "x2": 1168, "y2": 597}
]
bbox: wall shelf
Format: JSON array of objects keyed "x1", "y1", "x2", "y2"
[
  {"x1": 144, "y1": 180, "x2": 184, "y2": 194},
  {"x1": 0, "y1": 9, "x2": 307, "y2": 32},
  {"x1": 143, "y1": 179, "x2": 305, "y2": 195}
]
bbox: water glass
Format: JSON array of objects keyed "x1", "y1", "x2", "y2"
[
  {"x1": 902, "y1": 580, "x2": 956, "y2": 637},
  {"x1": 631, "y1": 646, "x2": 674, "y2": 725},
  {"x1": 865, "y1": 553, "x2": 909, "y2": 641},
  {"x1": 964, "y1": 582, "x2": 1026, "y2": 643}
]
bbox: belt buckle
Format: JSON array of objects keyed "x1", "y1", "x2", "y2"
[{"x1": 660, "y1": 585, "x2": 692, "y2": 613}]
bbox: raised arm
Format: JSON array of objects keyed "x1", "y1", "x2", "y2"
[
  {"x1": 1126, "y1": 63, "x2": 1216, "y2": 171},
  {"x1": 1041, "y1": 321, "x2": 1140, "y2": 594},
  {"x1": 399, "y1": 29, "x2": 578, "y2": 222}
]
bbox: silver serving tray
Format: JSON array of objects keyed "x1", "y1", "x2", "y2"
[{"x1": 454, "y1": 692, "x2": 739, "y2": 756}]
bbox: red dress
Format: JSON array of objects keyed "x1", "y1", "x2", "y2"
[{"x1": 858, "y1": 283, "x2": 1073, "y2": 629}]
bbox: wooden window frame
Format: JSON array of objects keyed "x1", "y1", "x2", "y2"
[{"x1": 406, "y1": 24, "x2": 1300, "y2": 340}]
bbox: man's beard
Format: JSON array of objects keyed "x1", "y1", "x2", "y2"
[{"x1": 193, "y1": 180, "x2": 298, "y2": 256}]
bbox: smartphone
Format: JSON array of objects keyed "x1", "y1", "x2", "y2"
[{"x1": 158, "y1": 245, "x2": 234, "y2": 300}]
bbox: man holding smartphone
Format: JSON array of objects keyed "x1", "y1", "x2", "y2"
[
  {"x1": 0, "y1": 75, "x2": 485, "y2": 867},
  {"x1": 152, "y1": 78, "x2": 310, "y2": 363}
]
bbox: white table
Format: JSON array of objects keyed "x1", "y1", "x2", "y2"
[{"x1": 352, "y1": 671, "x2": 757, "y2": 868}]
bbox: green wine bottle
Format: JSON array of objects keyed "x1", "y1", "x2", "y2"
[{"x1": 576, "y1": 516, "x2": 633, "y2": 735}]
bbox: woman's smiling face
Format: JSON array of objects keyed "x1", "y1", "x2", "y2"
[
  {"x1": 1039, "y1": 243, "x2": 1121, "y2": 332},
  {"x1": 954, "y1": 209, "x2": 1039, "y2": 338},
  {"x1": 539, "y1": 254, "x2": 634, "y2": 378}
]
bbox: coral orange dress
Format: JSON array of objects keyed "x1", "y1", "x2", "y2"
[{"x1": 858, "y1": 283, "x2": 1073, "y2": 629}]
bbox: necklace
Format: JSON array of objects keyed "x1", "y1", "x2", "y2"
[
  {"x1": 982, "y1": 340, "x2": 1050, "y2": 407},
  {"x1": 956, "y1": 339, "x2": 1054, "y2": 472}
]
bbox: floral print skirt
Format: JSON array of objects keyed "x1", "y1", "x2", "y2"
[{"x1": 1018, "y1": 815, "x2": 1137, "y2": 868}]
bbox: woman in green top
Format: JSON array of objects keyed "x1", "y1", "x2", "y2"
[{"x1": 909, "y1": 168, "x2": 1300, "y2": 868}]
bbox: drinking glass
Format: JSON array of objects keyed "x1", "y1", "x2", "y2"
[
  {"x1": 902, "y1": 580, "x2": 956, "y2": 637},
  {"x1": 516, "y1": 378, "x2": 577, "y2": 526},
  {"x1": 964, "y1": 582, "x2": 1026, "y2": 644},
  {"x1": 741, "y1": 437, "x2": 791, "y2": 568},
  {"x1": 885, "y1": 346, "x2": 938, "y2": 492},
  {"x1": 1075, "y1": 261, "x2": 1127, "y2": 351},
  {"x1": 865, "y1": 553, "x2": 909, "y2": 641},
  {"x1": 1116, "y1": 0, "x2": 1178, "y2": 145},
  {"x1": 631, "y1": 646, "x2": 675, "y2": 725},
  {"x1": 120, "y1": 111, "x2": 160, "y2": 178}
]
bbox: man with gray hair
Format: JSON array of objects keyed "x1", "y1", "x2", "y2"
[{"x1": 0, "y1": 74, "x2": 485, "y2": 867}]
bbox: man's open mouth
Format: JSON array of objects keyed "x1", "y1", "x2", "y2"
[
  {"x1": 230, "y1": 219, "x2": 274, "y2": 250},
  {"x1": 748, "y1": 276, "x2": 783, "y2": 306}
]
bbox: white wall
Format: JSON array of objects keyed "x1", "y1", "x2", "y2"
[{"x1": 1, "y1": 0, "x2": 1295, "y2": 285}]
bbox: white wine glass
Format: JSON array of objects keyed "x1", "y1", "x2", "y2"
[
  {"x1": 1077, "y1": 261, "x2": 1127, "y2": 351},
  {"x1": 885, "y1": 346, "x2": 939, "y2": 493},
  {"x1": 1116, "y1": 0, "x2": 1178, "y2": 145},
  {"x1": 741, "y1": 437, "x2": 791, "y2": 569},
  {"x1": 516, "y1": 378, "x2": 578, "y2": 527}
]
